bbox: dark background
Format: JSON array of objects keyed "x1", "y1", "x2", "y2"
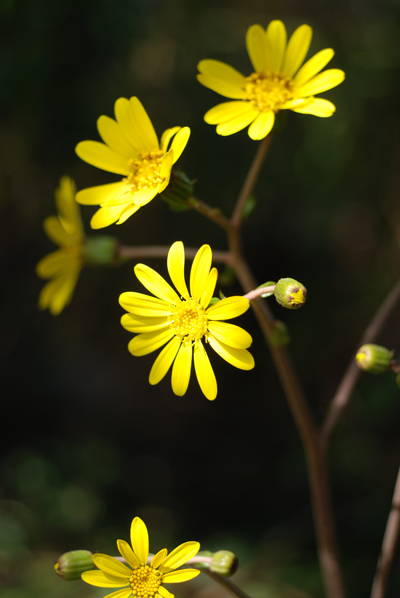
[{"x1": 2, "y1": 0, "x2": 400, "y2": 596}]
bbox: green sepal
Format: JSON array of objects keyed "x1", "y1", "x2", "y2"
[
  {"x1": 84, "y1": 236, "x2": 118, "y2": 265},
  {"x1": 159, "y1": 170, "x2": 194, "y2": 211},
  {"x1": 208, "y1": 297, "x2": 221, "y2": 306},
  {"x1": 257, "y1": 281, "x2": 276, "y2": 298},
  {"x1": 396, "y1": 373, "x2": 400, "y2": 389},
  {"x1": 219, "y1": 290, "x2": 226, "y2": 300}
]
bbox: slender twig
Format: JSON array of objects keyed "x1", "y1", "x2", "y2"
[
  {"x1": 371, "y1": 465, "x2": 400, "y2": 598},
  {"x1": 321, "y1": 279, "x2": 400, "y2": 445},
  {"x1": 202, "y1": 570, "x2": 254, "y2": 598},
  {"x1": 187, "y1": 197, "x2": 232, "y2": 232},
  {"x1": 118, "y1": 244, "x2": 231, "y2": 265},
  {"x1": 243, "y1": 285, "x2": 276, "y2": 301}
]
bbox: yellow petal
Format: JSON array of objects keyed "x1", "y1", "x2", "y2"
[
  {"x1": 294, "y1": 68, "x2": 345, "y2": 97},
  {"x1": 151, "y1": 548, "x2": 168, "y2": 569},
  {"x1": 293, "y1": 48, "x2": 335, "y2": 87},
  {"x1": 200, "y1": 267, "x2": 218, "y2": 308},
  {"x1": 208, "y1": 337, "x2": 255, "y2": 370},
  {"x1": 81, "y1": 570, "x2": 127, "y2": 588},
  {"x1": 288, "y1": 97, "x2": 336, "y2": 117},
  {"x1": 119, "y1": 292, "x2": 171, "y2": 317},
  {"x1": 114, "y1": 97, "x2": 143, "y2": 150},
  {"x1": 171, "y1": 343, "x2": 192, "y2": 396},
  {"x1": 149, "y1": 336, "x2": 181, "y2": 385},
  {"x1": 160, "y1": 127, "x2": 181, "y2": 152},
  {"x1": 208, "y1": 321, "x2": 252, "y2": 349},
  {"x1": 55, "y1": 177, "x2": 84, "y2": 237},
  {"x1": 117, "y1": 539, "x2": 140, "y2": 569},
  {"x1": 75, "y1": 141, "x2": 129, "y2": 175},
  {"x1": 158, "y1": 586, "x2": 174, "y2": 598},
  {"x1": 215, "y1": 108, "x2": 259, "y2": 136},
  {"x1": 194, "y1": 342, "x2": 217, "y2": 401},
  {"x1": 135, "y1": 264, "x2": 180, "y2": 304},
  {"x1": 197, "y1": 59, "x2": 246, "y2": 89},
  {"x1": 170, "y1": 127, "x2": 190, "y2": 164},
  {"x1": 90, "y1": 204, "x2": 127, "y2": 229},
  {"x1": 204, "y1": 101, "x2": 254, "y2": 125},
  {"x1": 266, "y1": 20, "x2": 287, "y2": 72},
  {"x1": 246, "y1": 24, "x2": 268, "y2": 73},
  {"x1": 92, "y1": 554, "x2": 132, "y2": 579},
  {"x1": 161, "y1": 569, "x2": 200, "y2": 583},
  {"x1": 36, "y1": 250, "x2": 76, "y2": 278},
  {"x1": 103, "y1": 590, "x2": 134, "y2": 598},
  {"x1": 190, "y1": 245, "x2": 212, "y2": 301},
  {"x1": 38, "y1": 271, "x2": 79, "y2": 315},
  {"x1": 160, "y1": 150, "x2": 174, "y2": 181},
  {"x1": 121, "y1": 314, "x2": 169, "y2": 334},
  {"x1": 116, "y1": 203, "x2": 141, "y2": 225},
  {"x1": 76, "y1": 181, "x2": 128, "y2": 206},
  {"x1": 167, "y1": 241, "x2": 189, "y2": 299},
  {"x1": 247, "y1": 111, "x2": 275, "y2": 140},
  {"x1": 130, "y1": 517, "x2": 149, "y2": 565},
  {"x1": 281, "y1": 24, "x2": 312, "y2": 77},
  {"x1": 197, "y1": 73, "x2": 247, "y2": 100},
  {"x1": 44, "y1": 215, "x2": 79, "y2": 247},
  {"x1": 129, "y1": 97, "x2": 159, "y2": 151},
  {"x1": 97, "y1": 115, "x2": 136, "y2": 159},
  {"x1": 159, "y1": 541, "x2": 200, "y2": 573},
  {"x1": 206, "y1": 296, "x2": 250, "y2": 320},
  {"x1": 128, "y1": 329, "x2": 174, "y2": 356}
]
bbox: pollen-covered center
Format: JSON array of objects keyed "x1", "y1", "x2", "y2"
[
  {"x1": 245, "y1": 72, "x2": 293, "y2": 113},
  {"x1": 169, "y1": 298, "x2": 208, "y2": 343},
  {"x1": 129, "y1": 565, "x2": 161, "y2": 598},
  {"x1": 125, "y1": 150, "x2": 164, "y2": 193}
]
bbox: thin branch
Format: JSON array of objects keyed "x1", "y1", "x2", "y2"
[
  {"x1": 321, "y1": 278, "x2": 400, "y2": 445},
  {"x1": 371, "y1": 465, "x2": 400, "y2": 598},
  {"x1": 187, "y1": 197, "x2": 232, "y2": 232},
  {"x1": 118, "y1": 245, "x2": 231, "y2": 265}
]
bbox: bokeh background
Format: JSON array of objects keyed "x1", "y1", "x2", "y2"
[{"x1": 2, "y1": 0, "x2": 400, "y2": 596}]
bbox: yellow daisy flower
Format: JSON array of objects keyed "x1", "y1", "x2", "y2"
[
  {"x1": 75, "y1": 97, "x2": 191, "y2": 229},
  {"x1": 82, "y1": 516, "x2": 200, "y2": 598},
  {"x1": 36, "y1": 177, "x2": 84, "y2": 315},
  {"x1": 197, "y1": 20, "x2": 345, "y2": 140},
  {"x1": 119, "y1": 241, "x2": 254, "y2": 401}
]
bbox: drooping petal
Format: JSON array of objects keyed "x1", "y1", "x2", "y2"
[
  {"x1": 246, "y1": 24, "x2": 268, "y2": 73},
  {"x1": 75, "y1": 141, "x2": 130, "y2": 175},
  {"x1": 161, "y1": 569, "x2": 200, "y2": 583},
  {"x1": 167, "y1": 241, "x2": 189, "y2": 299},
  {"x1": 116, "y1": 203, "x2": 141, "y2": 225},
  {"x1": 293, "y1": 48, "x2": 335, "y2": 87},
  {"x1": 204, "y1": 101, "x2": 254, "y2": 125},
  {"x1": 55, "y1": 177, "x2": 84, "y2": 237},
  {"x1": 288, "y1": 97, "x2": 336, "y2": 117},
  {"x1": 38, "y1": 270, "x2": 80, "y2": 315},
  {"x1": 76, "y1": 181, "x2": 128, "y2": 206},
  {"x1": 158, "y1": 586, "x2": 174, "y2": 598},
  {"x1": 129, "y1": 97, "x2": 159, "y2": 151},
  {"x1": 135, "y1": 264, "x2": 180, "y2": 304},
  {"x1": 281, "y1": 24, "x2": 312, "y2": 77},
  {"x1": 36, "y1": 250, "x2": 76, "y2": 279},
  {"x1": 160, "y1": 127, "x2": 181, "y2": 153},
  {"x1": 159, "y1": 541, "x2": 200, "y2": 573},
  {"x1": 119, "y1": 292, "x2": 171, "y2": 317},
  {"x1": 81, "y1": 570, "x2": 127, "y2": 588},
  {"x1": 121, "y1": 314, "x2": 170, "y2": 334},
  {"x1": 103, "y1": 589, "x2": 134, "y2": 598},
  {"x1": 206, "y1": 296, "x2": 250, "y2": 320},
  {"x1": 215, "y1": 108, "x2": 259, "y2": 136},
  {"x1": 170, "y1": 127, "x2": 190, "y2": 164},
  {"x1": 149, "y1": 337, "x2": 181, "y2": 385},
  {"x1": 114, "y1": 97, "x2": 143, "y2": 150},
  {"x1": 171, "y1": 343, "x2": 192, "y2": 396},
  {"x1": 294, "y1": 68, "x2": 345, "y2": 97},
  {"x1": 208, "y1": 321, "x2": 253, "y2": 349},
  {"x1": 130, "y1": 517, "x2": 149, "y2": 565},
  {"x1": 247, "y1": 111, "x2": 275, "y2": 140},
  {"x1": 151, "y1": 548, "x2": 168, "y2": 569},
  {"x1": 97, "y1": 115, "x2": 136, "y2": 159},
  {"x1": 90, "y1": 204, "x2": 127, "y2": 229},
  {"x1": 194, "y1": 341, "x2": 217, "y2": 401},
  {"x1": 92, "y1": 554, "x2": 132, "y2": 579},
  {"x1": 117, "y1": 539, "x2": 140, "y2": 569},
  {"x1": 208, "y1": 337, "x2": 255, "y2": 370},
  {"x1": 128, "y1": 329, "x2": 174, "y2": 356},
  {"x1": 198, "y1": 59, "x2": 246, "y2": 90},
  {"x1": 266, "y1": 20, "x2": 287, "y2": 72},
  {"x1": 200, "y1": 267, "x2": 218, "y2": 308},
  {"x1": 43, "y1": 216, "x2": 76, "y2": 246},
  {"x1": 190, "y1": 245, "x2": 212, "y2": 301}
]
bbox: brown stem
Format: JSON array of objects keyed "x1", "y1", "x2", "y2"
[
  {"x1": 118, "y1": 245, "x2": 231, "y2": 264},
  {"x1": 321, "y1": 279, "x2": 400, "y2": 445},
  {"x1": 202, "y1": 570, "x2": 254, "y2": 598},
  {"x1": 371, "y1": 466, "x2": 400, "y2": 598},
  {"x1": 187, "y1": 197, "x2": 232, "y2": 232}
]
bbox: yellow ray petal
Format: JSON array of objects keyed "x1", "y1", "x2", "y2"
[
  {"x1": 206, "y1": 296, "x2": 250, "y2": 320},
  {"x1": 90, "y1": 204, "x2": 127, "y2": 229},
  {"x1": 171, "y1": 343, "x2": 192, "y2": 396},
  {"x1": 189, "y1": 245, "x2": 212, "y2": 301},
  {"x1": 128, "y1": 329, "x2": 174, "y2": 356},
  {"x1": 117, "y1": 539, "x2": 140, "y2": 569},
  {"x1": 167, "y1": 241, "x2": 189, "y2": 299},
  {"x1": 161, "y1": 569, "x2": 200, "y2": 583},
  {"x1": 170, "y1": 127, "x2": 190, "y2": 164},
  {"x1": 246, "y1": 24, "x2": 269, "y2": 73},
  {"x1": 159, "y1": 541, "x2": 200, "y2": 573},
  {"x1": 38, "y1": 271, "x2": 79, "y2": 315},
  {"x1": 116, "y1": 203, "x2": 141, "y2": 225},
  {"x1": 247, "y1": 111, "x2": 275, "y2": 140},
  {"x1": 293, "y1": 48, "x2": 335, "y2": 87},
  {"x1": 149, "y1": 337, "x2": 181, "y2": 385},
  {"x1": 151, "y1": 548, "x2": 168, "y2": 569},
  {"x1": 36, "y1": 250, "x2": 76, "y2": 279},
  {"x1": 76, "y1": 181, "x2": 128, "y2": 206},
  {"x1": 121, "y1": 314, "x2": 169, "y2": 334},
  {"x1": 55, "y1": 177, "x2": 84, "y2": 237},
  {"x1": 92, "y1": 554, "x2": 132, "y2": 579},
  {"x1": 103, "y1": 589, "x2": 134, "y2": 598},
  {"x1": 197, "y1": 74, "x2": 247, "y2": 100},
  {"x1": 158, "y1": 586, "x2": 174, "y2": 598},
  {"x1": 75, "y1": 141, "x2": 129, "y2": 175},
  {"x1": 135, "y1": 264, "x2": 180, "y2": 304},
  {"x1": 208, "y1": 337, "x2": 255, "y2": 370},
  {"x1": 43, "y1": 216, "x2": 76, "y2": 247},
  {"x1": 97, "y1": 115, "x2": 136, "y2": 159},
  {"x1": 130, "y1": 517, "x2": 149, "y2": 566},
  {"x1": 200, "y1": 267, "x2": 218, "y2": 308},
  {"x1": 294, "y1": 68, "x2": 345, "y2": 97},
  {"x1": 194, "y1": 342, "x2": 217, "y2": 401},
  {"x1": 288, "y1": 97, "x2": 336, "y2": 117},
  {"x1": 129, "y1": 97, "x2": 159, "y2": 151},
  {"x1": 208, "y1": 321, "x2": 252, "y2": 349},
  {"x1": 266, "y1": 20, "x2": 287, "y2": 72},
  {"x1": 204, "y1": 101, "x2": 254, "y2": 125},
  {"x1": 119, "y1": 292, "x2": 171, "y2": 317},
  {"x1": 160, "y1": 150, "x2": 174, "y2": 182},
  {"x1": 215, "y1": 108, "x2": 259, "y2": 136},
  {"x1": 160, "y1": 127, "x2": 181, "y2": 152},
  {"x1": 114, "y1": 97, "x2": 143, "y2": 150},
  {"x1": 198, "y1": 59, "x2": 246, "y2": 88},
  {"x1": 81, "y1": 570, "x2": 128, "y2": 588},
  {"x1": 281, "y1": 24, "x2": 312, "y2": 77}
]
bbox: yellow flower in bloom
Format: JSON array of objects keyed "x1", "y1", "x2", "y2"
[
  {"x1": 197, "y1": 20, "x2": 345, "y2": 140},
  {"x1": 82, "y1": 516, "x2": 200, "y2": 598},
  {"x1": 75, "y1": 97, "x2": 191, "y2": 229},
  {"x1": 36, "y1": 177, "x2": 84, "y2": 315},
  {"x1": 119, "y1": 241, "x2": 254, "y2": 401}
]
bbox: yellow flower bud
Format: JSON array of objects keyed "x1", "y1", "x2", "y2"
[{"x1": 274, "y1": 278, "x2": 307, "y2": 310}]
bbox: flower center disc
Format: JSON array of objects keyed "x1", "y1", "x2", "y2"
[
  {"x1": 129, "y1": 565, "x2": 161, "y2": 598},
  {"x1": 170, "y1": 298, "x2": 208, "y2": 343},
  {"x1": 245, "y1": 72, "x2": 293, "y2": 112},
  {"x1": 126, "y1": 150, "x2": 164, "y2": 193}
]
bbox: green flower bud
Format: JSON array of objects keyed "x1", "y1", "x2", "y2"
[
  {"x1": 274, "y1": 278, "x2": 307, "y2": 310},
  {"x1": 356, "y1": 344, "x2": 393, "y2": 374},
  {"x1": 269, "y1": 320, "x2": 291, "y2": 346},
  {"x1": 54, "y1": 550, "x2": 94, "y2": 580},
  {"x1": 210, "y1": 550, "x2": 239, "y2": 577},
  {"x1": 159, "y1": 170, "x2": 194, "y2": 211},
  {"x1": 84, "y1": 236, "x2": 118, "y2": 265}
]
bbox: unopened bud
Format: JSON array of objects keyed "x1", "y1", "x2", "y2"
[
  {"x1": 159, "y1": 170, "x2": 193, "y2": 211},
  {"x1": 269, "y1": 320, "x2": 290, "y2": 346},
  {"x1": 356, "y1": 344, "x2": 392, "y2": 374},
  {"x1": 274, "y1": 278, "x2": 307, "y2": 310},
  {"x1": 54, "y1": 550, "x2": 94, "y2": 580},
  {"x1": 84, "y1": 236, "x2": 118, "y2": 265},
  {"x1": 210, "y1": 550, "x2": 238, "y2": 577}
]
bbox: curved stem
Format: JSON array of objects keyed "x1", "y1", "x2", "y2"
[
  {"x1": 202, "y1": 570, "x2": 254, "y2": 598},
  {"x1": 371, "y1": 465, "x2": 400, "y2": 598},
  {"x1": 321, "y1": 278, "x2": 400, "y2": 445},
  {"x1": 243, "y1": 285, "x2": 276, "y2": 301}
]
